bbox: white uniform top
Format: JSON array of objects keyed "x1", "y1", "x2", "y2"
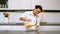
[{"x1": 20, "y1": 11, "x2": 43, "y2": 29}]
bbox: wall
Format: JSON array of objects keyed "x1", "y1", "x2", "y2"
[
  {"x1": 40, "y1": 0, "x2": 60, "y2": 10},
  {"x1": 0, "y1": 12, "x2": 60, "y2": 24},
  {"x1": 0, "y1": 0, "x2": 60, "y2": 31},
  {"x1": 8, "y1": 0, "x2": 60, "y2": 10},
  {"x1": 43, "y1": 12, "x2": 60, "y2": 24}
]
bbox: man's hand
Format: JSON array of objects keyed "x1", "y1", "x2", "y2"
[
  {"x1": 26, "y1": 19, "x2": 31, "y2": 22},
  {"x1": 35, "y1": 24, "x2": 40, "y2": 34}
]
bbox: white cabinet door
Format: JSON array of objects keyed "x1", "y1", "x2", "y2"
[
  {"x1": 8, "y1": 0, "x2": 20, "y2": 9},
  {"x1": 19, "y1": 0, "x2": 32, "y2": 9},
  {"x1": 8, "y1": 0, "x2": 32, "y2": 9},
  {"x1": 39, "y1": 0, "x2": 60, "y2": 10},
  {"x1": 0, "y1": 26, "x2": 11, "y2": 30},
  {"x1": 11, "y1": 26, "x2": 25, "y2": 31},
  {"x1": 0, "y1": 12, "x2": 7, "y2": 23},
  {"x1": 8, "y1": 0, "x2": 40, "y2": 9}
]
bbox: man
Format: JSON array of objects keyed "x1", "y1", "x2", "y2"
[{"x1": 19, "y1": 5, "x2": 46, "y2": 34}]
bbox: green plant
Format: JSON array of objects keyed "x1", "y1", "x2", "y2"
[{"x1": 0, "y1": 0, "x2": 8, "y2": 4}]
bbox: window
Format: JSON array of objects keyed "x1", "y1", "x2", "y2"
[{"x1": 0, "y1": 0, "x2": 8, "y2": 8}]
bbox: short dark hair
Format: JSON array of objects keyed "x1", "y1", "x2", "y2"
[{"x1": 35, "y1": 5, "x2": 42, "y2": 11}]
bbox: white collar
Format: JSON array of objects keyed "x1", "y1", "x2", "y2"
[{"x1": 30, "y1": 11, "x2": 39, "y2": 17}]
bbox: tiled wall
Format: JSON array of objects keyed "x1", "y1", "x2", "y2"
[{"x1": 0, "y1": 11, "x2": 60, "y2": 24}]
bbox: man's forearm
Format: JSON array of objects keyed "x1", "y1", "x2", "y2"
[
  {"x1": 20, "y1": 17, "x2": 27, "y2": 21},
  {"x1": 20, "y1": 17, "x2": 31, "y2": 22}
]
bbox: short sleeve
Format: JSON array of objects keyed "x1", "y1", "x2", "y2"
[
  {"x1": 19, "y1": 12, "x2": 28, "y2": 23},
  {"x1": 20, "y1": 12, "x2": 28, "y2": 18}
]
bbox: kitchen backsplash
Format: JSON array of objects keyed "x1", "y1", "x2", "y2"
[{"x1": 0, "y1": 10, "x2": 60, "y2": 24}]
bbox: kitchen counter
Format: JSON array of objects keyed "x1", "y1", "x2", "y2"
[
  {"x1": 0, "y1": 30, "x2": 60, "y2": 34},
  {"x1": 0, "y1": 23, "x2": 60, "y2": 26}
]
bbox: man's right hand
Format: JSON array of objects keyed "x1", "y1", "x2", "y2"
[{"x1": 26, "y1": 19, "x2": 31, "y2": 22}]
